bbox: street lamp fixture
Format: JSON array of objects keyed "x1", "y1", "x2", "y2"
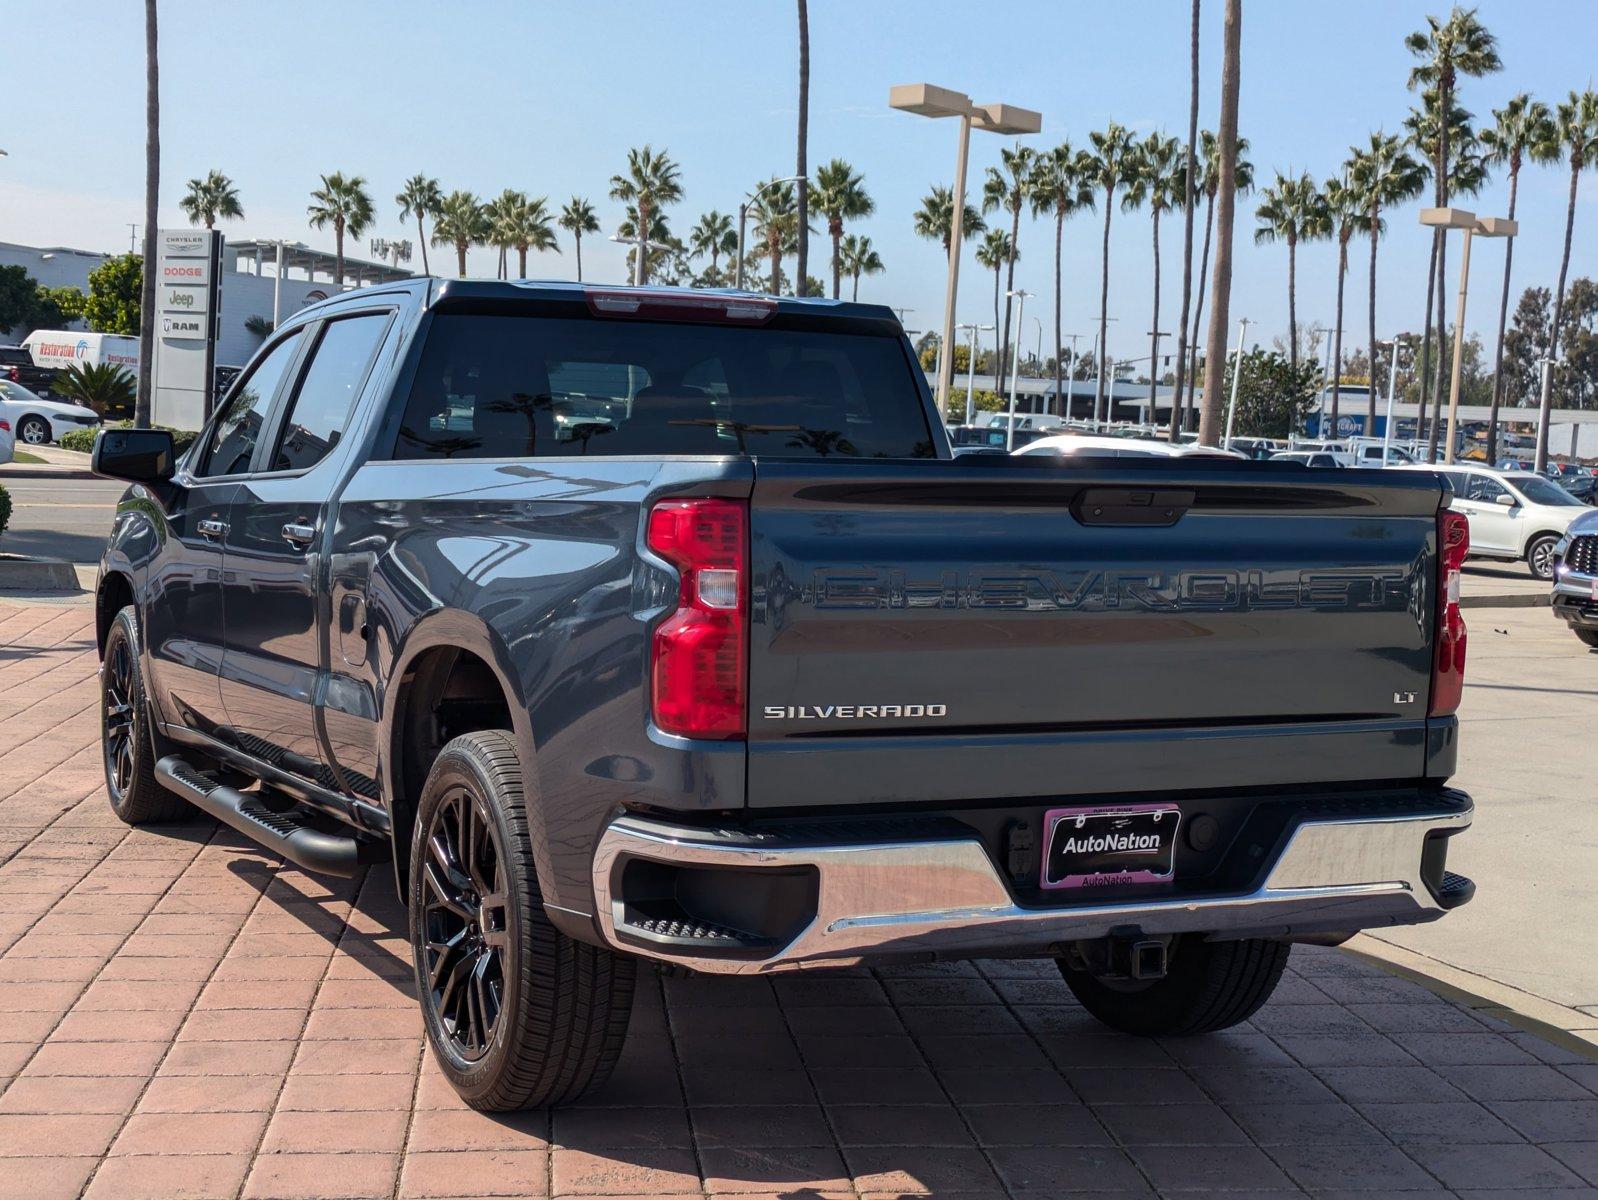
[
  {"x1": 1222, "y1": 317, "x2": 1252, "y2": 452},
  {"x1": 1419, "y1": 207, "x2": 1518, "y2": 464},
  {"x1": 736, "y1": 175, "x2": 805, "y2": 292},
  {"x1": 890, "y1": 82, "x2": 1042, "y2": 420},
  {"x1": 1376, "y1": 336, "x2": 1409, "y2": 463},
  {"x1": 957, "y1": 322, "x2": 994, "y2": 425}
]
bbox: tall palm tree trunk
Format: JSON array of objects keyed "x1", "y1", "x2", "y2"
[
  {"x1": 637, "y1": 197, "x2": 652, "y2": 285},
  {"x1": 135, "y1": 0, "x2": 159, "y2": 430},
  {"x1": 830, "y1": 226, "x2": 842, "y2": 300},
  {"x1": 1286, "y1": 236, "x2": 1298, "y2": 370},
  {"x1": 1198, "y1": 0, "x2": 1241, "y2": 446},
  {"x1": 518, "y1": 246, "x2": 529, "y2": 277},
  {"x1": 1053, "y1": 211, "x2": 1064, "y2": 418},
  {"x1": 1486, "y1": 167, "x2": 1520, "y2": 463},
  {"x1": 1186, "y1": 193, "x2": 1216, "y2": 432},
  {"x1": 1331, "y1": 241, "x2": 1347, "y2": 428},
  {"x1": 574, "y1": 233, "x2": 584, "y2": 283},
  {"x1": 1366, "y1": 210, "x2": 1379, "y2": 435},
  {"x1": 851, "y1": 268, "x2": 861, "y2": 302},
  {"x1": 1149, "y1": 210, "x2": 1162, "y2": 413},
  {"x1": 1096, "y1": 196, "x2": 1113, "y2": 420},
  {"x1": 769, "y1": 232, "x2": 781, "y2": 295},
  {"x1": 334, "y1": 223, "x2": 345, "y2": 288},
  {"x1": 416, "y1": 213, "x2": 430, "y2": 275},
  {"x1": 1171, "y1": 0, "x2": 1200, "y2": 441},
  {"x1": 457, "y1": 243, "x2": 467, "y2": 278},
  {"x1": 795, "y1": 0, "x2": 810, "y2": 293},
  {"x1": 1001, "y1": 206, "x2": 1020, "y2": 383}
]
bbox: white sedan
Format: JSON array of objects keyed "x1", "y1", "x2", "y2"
[
  {"x1": 0, "y1": 380, "x2": 103, "y2": 446},
  {"x1": 1015, "y1": 433, "x2": 1245, "y2": 460}
]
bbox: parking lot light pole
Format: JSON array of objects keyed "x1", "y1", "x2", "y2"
[
  {"x1": 736, "y1": 175, "x2": 804, "y2": 292},
  {"x1": 1222, "y1": 317, "x2": 1251, "y2": 452},
  {"x1": 1379, "y1": 335, "x2": 1408, "y2": 465},
  {"x1": 1420, "y1": 208, "x2": 1518, "y2": 464},
  {"x1": 890, "y1": 84, "x2": 1041, "y2": 420},
  {"x1": 1004, "y1": 289, "x2": 1034, "y2": 450},
  {"x1": 958, "y1": 322, "x2": 993, "y2": 424}
]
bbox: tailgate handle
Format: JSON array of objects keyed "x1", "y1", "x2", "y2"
[{"x1": 1071, "y1": 488, "x2": 1194, "y2": 527}]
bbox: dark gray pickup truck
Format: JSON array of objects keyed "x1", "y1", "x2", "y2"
[{"x1": 91, "y1": 279, "x2": 1475, "y2": 1111}]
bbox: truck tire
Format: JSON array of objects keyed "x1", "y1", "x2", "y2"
[
  {"x1": 1058, "y1": 935, "x2": 1290, "y2": 1037},
  {"x1": 101, "y1": 607, "x2": 189, "y2": 824},
  {"x1": 1575, "y1": 628, "x2": 1598, "y2": 649},
  {"x1": 408, "y1": 729, "x2": 634, "y2": 1111}
]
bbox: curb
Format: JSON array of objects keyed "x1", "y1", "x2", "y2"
[
  {"x1": 1345, "y1": 934, "x2": 1598, "y2": 1061},
  {"x1": 0, "y1": 556, "x2": 83, "y2": 592},
  {"x1": 1460, "y1": 591, "x2": 1550, "y2": 609}
]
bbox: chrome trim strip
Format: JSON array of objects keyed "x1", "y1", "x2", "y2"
[{"x1": 590, "y1": 806, "x2": 1471, "y2": 974}]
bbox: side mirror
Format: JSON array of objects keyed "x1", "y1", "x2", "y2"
[
  {"x1": 92, "y1": 428, "x2": 176, "y2": 484},
  {"x1": 1494, "y1": 493, "x2": 1516, "y2": 507}
]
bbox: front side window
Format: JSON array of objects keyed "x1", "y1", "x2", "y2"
[
  {"x1": 269, "y1": 314, "x2": 389, "y2": 472},
  {"x1": 196, "y1": 331, "x2": 304, "y2": 477},
  {"x1": 392, "y1": 313, "x2": 933, "y2": 460}
]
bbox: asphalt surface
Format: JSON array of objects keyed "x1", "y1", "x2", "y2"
[
  {"x1": 1374, "y1": 601, "x2": 1598, "y2": 1015},
  {"x1": 0, "y1": 467, "x2": 123, "y2": 564}
]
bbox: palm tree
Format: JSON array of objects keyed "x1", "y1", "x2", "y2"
[
  {"x1": 1347, "y1": 132, "x2": 1427, "y2": 434},
  {"x1": 496, "y1": 193, "x2": 559, "y2": 278},
  {"x1": 982, "y1": 145, "x2": 1037, "y2": 382},
  {"x1": 1184, "y1": 131, "x2": 1254, "y2": 432},
  {"x1": 1172, "y1": 0, "x2": 1202, "y2": 439},
  {"x1": 1254, "y1": 171, "x2": 1329, "y2": 368},
  {"x1": 609, "y1": 146, "x2": 684, "y2": 285},
  {"x1": 307, "y1": 171, "x2": 376, "y2": 288},
  {"x1": 559, "y1": 197, "x2": 600, "y2": 283},
  {"x1": 912, "y1": 185, "x2": 984, "y2": 255},
  {"x1": 795, "y1": 0, "x2": 811, "y2": 293},
  {"x1": 1028, "y1": 144, "x2": 1095, "y2": 414},
  {"x1": 1476, "y1": 96, "x2": 1557, "y2": 458},
  {"x1": 1406, "y1": 8, "x2": 1502, "y2": 451},
  {"x1": 431, "y1": 190, "x2": 489, "y2": 278},
  {"x1": 1322, "y1": 172, "x2": 1367, "y2": 430},
  {"x1": 975, "y1": 230, "x2": 1016, "y2": 372},
  {"x1": 689, "y1": 211, "x2": 737, "y2": 280},
  {"x1": 484, "y1": 189, "x2": 524, "y2": 279},
  {"x1": 811, "y1": 160, "x2": 874, "y2": 299},
  {"x1": 136, "y1": 0, "x2": 159, "y2": 429},
  {"x1": 1199, "y1": 0, "x2": 1242, "y2": 447},
  {"x1": 396, "y1": 175, "x2": 442, "y2": 276},
  {"x1": 1122, "y1": 133, "x2": 1184, "y2": 411},
  {"x1": 839, "y1": 234, "x2": 883, "y2": 301},
  {"x1": 749, "y1": 179, "x2": 803, "y2": 295},
  {"x1": 1086, "y1": 123, "x2": 1138, "y2": 418},
  {"x1": 1539, "y1": 89, "x2": 1598, "y2": 467},
  {"x1": 179, "y1": 170, "x2": 243, "y2": 229}
]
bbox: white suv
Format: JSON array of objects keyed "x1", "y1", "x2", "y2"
[{"x1": 1396, "y1": 463, "x2": 1590, "y2": 579}]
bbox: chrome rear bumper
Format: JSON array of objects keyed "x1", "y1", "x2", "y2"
[{"x1": 591, "y1": 800, "x2": 1473, "y2": 974}]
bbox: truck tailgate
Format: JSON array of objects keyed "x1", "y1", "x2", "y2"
[{"x1": 746, "y1": 458, "x2": 1444, "y2": 808}]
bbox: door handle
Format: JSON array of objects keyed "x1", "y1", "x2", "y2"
[
  {"x1": 281, "y1": 522, "x2": 317, "y2": 547},
  {"x1": 197, "y1": 518, "x2": 228, "y2": 539}
]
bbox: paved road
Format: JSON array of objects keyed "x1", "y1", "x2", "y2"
[
  {"x1": 1374, "y1": 602, "x2": 1598, "y2": 1016},
  {"x1": 0, "y1": 601, "x2": 1594, "y2": 1198},
  {"x1": 0, "y1": 469, "x2": 123, "y2": 564}
]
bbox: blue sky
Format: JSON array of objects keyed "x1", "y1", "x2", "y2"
[{"x1": 4, "y1": 0, "x2": 1597, "y2": 366}]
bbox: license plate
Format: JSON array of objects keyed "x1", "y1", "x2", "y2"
[{"x1": 1041, "y1": 804, "x2": 1180, "y2": 890}]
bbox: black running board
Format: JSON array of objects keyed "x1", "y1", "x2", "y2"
[{"x1": 156, "y1": 755, "x2": 377, "y2": 878}]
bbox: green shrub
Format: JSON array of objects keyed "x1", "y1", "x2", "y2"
[
  {"x1": 61, "y1": 421, "x2": 199, "y2": 456},
  {"x1": 0, "y1": 483, "x2": 11, "y2": 539}
]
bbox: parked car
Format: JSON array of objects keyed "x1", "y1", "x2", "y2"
[
  {"x1": 1016, "y1": 433, "x2": 1244, "y2": 459},
  {"x1": 1552, "y1": 509, "x2": 1598, "y2": 648},
  {"x1": 92, "y1": 279, "x2": 1476, "y2": 1111},
  {"x1": 0, "y1": 410, "x2": 13, "y2": 465},
  {"x1": 0, "y1": 380, "x2": 103, "y2": 445},
  {"x1": 1560, "y1": 473, "x2": 1598, "y2": 505},
  {"x1": 1270, "y1": 451, "x2": 1343, "y2": 468},
  {"x1": 0, "y1": 344, "x2": 60, "y2": 394},
  {"x1": 1395, "y1": 462, "x2": 1589, "y2": 579}
]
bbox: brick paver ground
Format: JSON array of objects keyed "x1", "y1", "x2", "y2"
[{"x1": 1, "y1": 600, "x2": 1595, "y2": 1199}]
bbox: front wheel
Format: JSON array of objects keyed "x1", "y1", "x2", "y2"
[
  {"x1": 18, "y1": 415, "x2": 51, "y2": 445},
  {"x1": 409, "y1": 729, "x2": 635, "y2": 1111},
  {"x1": 101, "y1": 607, "x2": 189, "y2": 824},
  {"x1": 1526, "y1": 534, "x2": 1559, "y2": 581},
  {"x1": 1058, "y1": 935, "x2": 1290, "y2": 1037}
]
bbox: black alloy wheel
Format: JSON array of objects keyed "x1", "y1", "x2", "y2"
[
  {"x1": 102, "y1": 635, "x2": 138, "y2": 799},
  {"x1": 420, "y1": 784, "x2": 510, "y2": 1062}
]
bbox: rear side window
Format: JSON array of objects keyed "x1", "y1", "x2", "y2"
[
  {"x1": 391, "y1": 314, "x2": 933, "y2": 459},
  {"x1": 269, "y1": 313, "x2": 389, "y2": 472}
]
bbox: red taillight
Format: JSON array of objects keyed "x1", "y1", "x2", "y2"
[
  {"x1": 6, "y1": 367, "x2": 17, "y2": 381},
  {"x1": 584, "y1": 287, "x2": 776, "y2": 324},
  {"x1": 646, "y1": 498, "x2": 747, "y2": 740},
  {"x1": 1430, "y1": 508, "x2": 1469, "y2": 717}
]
